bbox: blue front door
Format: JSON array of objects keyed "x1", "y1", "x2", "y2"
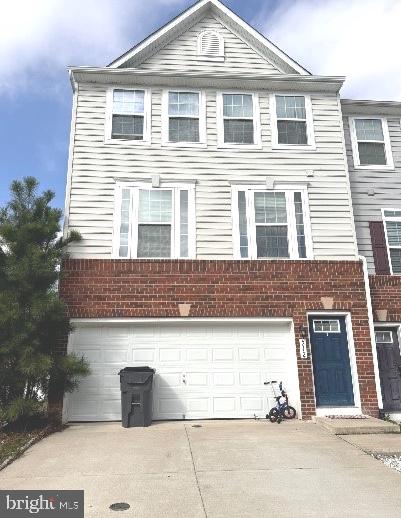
[{"x1": 309, "y1": 317, "x2": 354, "y2": 407}]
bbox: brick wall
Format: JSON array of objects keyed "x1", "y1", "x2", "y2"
[
  {"x1": 370, "y1": 275, "x2": 401, "y2": 322},
  {"x1": 60, "y1": 259, "x2": 379, "y2": 418}
]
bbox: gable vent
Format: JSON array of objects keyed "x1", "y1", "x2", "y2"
[{"x1": 197, "y1": 30, "x2": 224, "y2": 58}]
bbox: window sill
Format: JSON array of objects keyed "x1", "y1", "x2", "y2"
[
  {"x1": 217, "y1": 143, "x2": 263, "y2": 151},
  {"x1": 354, "y1": 164, "x2": 394, "y2": 171},
  {"x1": 272, "y1": 144, "x2": 316, "y2": 152},
  {"x1": 105, "y1": 138, "x2": 151, "y2": 146},
  {"x1": 161, "y1": 141, "x2": 207, "y2": 149}
]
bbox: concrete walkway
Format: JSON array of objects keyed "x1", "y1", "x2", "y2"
[{"x1": 1, "y1": 420, "x2": 401, "y2": 517}]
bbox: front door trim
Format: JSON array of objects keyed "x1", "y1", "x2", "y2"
[{"x1": 307, "y1": 311, "x2": 362, "y2": 416}]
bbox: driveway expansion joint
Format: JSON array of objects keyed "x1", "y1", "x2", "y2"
[{"x1": 184, "y1": 424, "x2": 208, "y2": 518}]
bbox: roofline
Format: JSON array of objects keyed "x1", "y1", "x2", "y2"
[
  {"x1": 107, "y1": 0, "x2": 310, "y2": 75},
  {"x1": 341, "y1": 98, "x2": 401, "y2": 116},
  {"x1": 68, "y1": 67, "x2": 343, "y2": 92},
  {"x1": 107, "y1": 0, "x2": 203, "y2": 67}
]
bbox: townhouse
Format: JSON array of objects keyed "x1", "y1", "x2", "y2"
[{"x1": 57, "y1": 0, "x2": 401, "y2": 423}]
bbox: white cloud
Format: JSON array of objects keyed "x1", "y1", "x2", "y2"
[
  {"x1": 260, "y1": 0, "x2": 401, "y2": 100},
  {"x1": 0, "y1": 0, "x2": 187, "y2": 96}
]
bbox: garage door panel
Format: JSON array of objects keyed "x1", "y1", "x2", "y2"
[
  {"x1": 68, "y1": 321, "x2": 300, "y2": 421},
  {"x1": 156, "y1": 372, "x2": 182, "y2": 389},
  {"x1": 240, "y1": 397, "x2": 264, "y2": 412},
  {"x1": 212, "y1": 348, "x2": 235, "y2": 361},
  {"x1": 132, "y1": 348, "x2": 155, "y2": 362},
  {"x1": 238, "y1": 348, "x2": 260, "y2": 361},
  {"x1": 186, "y1": 348, "x2": 209, "y2": 361}
]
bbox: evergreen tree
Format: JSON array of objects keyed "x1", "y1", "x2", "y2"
[{"x1": 0, "y1": 177, "x2": 89, "y2": 425}]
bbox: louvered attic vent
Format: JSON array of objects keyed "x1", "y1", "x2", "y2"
[{"x1": 197, "y1": 30, "x2": 224, "y2": 59}]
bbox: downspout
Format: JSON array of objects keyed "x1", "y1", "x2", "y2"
[{"x1": 359, "y1": 254, "x2": 383, "y2": 410}]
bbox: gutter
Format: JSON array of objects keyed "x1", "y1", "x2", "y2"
[{"x1": 359, "y1": 254, "x2": 383, "y2": 409}]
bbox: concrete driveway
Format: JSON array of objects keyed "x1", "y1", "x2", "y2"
[{"x1": 1, "y1": 420, "x2": 401, "y2": 518}]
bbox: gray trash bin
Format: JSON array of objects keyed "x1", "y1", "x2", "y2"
[{"x1": 118, "y1": 367, "x2": 155, "y2": 427}]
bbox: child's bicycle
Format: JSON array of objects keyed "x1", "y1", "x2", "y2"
[{"x1": 264, "y1": 380, "x2": 296, "y2": 423}]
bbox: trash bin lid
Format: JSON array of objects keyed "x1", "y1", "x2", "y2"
[{"x1": 118, "y1": 366, "x2": 155, "y2": 375}]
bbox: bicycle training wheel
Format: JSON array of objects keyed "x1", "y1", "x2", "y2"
[
  {"x1": 283, "y1": 406, "x2": 296, "y2": 419},
  {"x1": 268, "y1": 408, "x2": 280, "y2": 423}
]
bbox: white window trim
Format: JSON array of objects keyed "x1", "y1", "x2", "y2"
[
  {"x1": 197, "y1": 30, "x2": 224, "y2": 61},
  {"x1": 216, "y1": 91, "x2": 262, "y2": 149},
  {"x1": 312, "y1": 319, "x2": 341, "y2": 333},
  {"x1": 113, "y1": 181, "x2": 196, "y2": 259},
  {"x1": 349, "y1": 117, "x2": 394, "y2": 170},
  {"x1": 105, "y1": 87, "x2": 151, "y2": 145},
  {"x1": 231, "y1": 183, "x2": 313, "y2": 260},
  {"x1": 270, "y1": 93, "x2": 315, "y2": 150},
  {"x1": 161, "y1": 89, "x2": 207, "y2": 148},
  {"x1": 382, "y1": 207, "x2": 401, "y2": 275}
]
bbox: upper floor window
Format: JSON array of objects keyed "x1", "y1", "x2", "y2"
[
  {"x1": 217, "y1": 93, "x2": 261, "y2": 147},
  {"x1": 270, "y1": 95, "x2": 315, "y2": 148},
  {"x1": 162, "y1": 90, "x2": 206, "y2": 146},
  {"x1": 232, "y1": 186, "x2": 312, "y2": 259},
  {"x1": 114, "y1": 183, "x2": 195, "y2": 259},
  {"x1": 383, "y1": 209, "x2": 401, "y2": 274},
  {"x1": 106, "y1": 88, "x2": 150, "y2": 143},
  {"x1": 349, "y1": 118, "x2": 393, "y2": 169},
  {"x1": 197, "y1": 30, "x2": 224, "y2": 59}
]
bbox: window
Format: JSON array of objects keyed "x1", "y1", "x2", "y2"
[
  {"x1": 162, "y1": 91, "x2": 206, "y2": 145},
  {"x1": 107, "y1": 88, "x2": 150, "y2": 142},
  {"x1": 218, "y1": 93, "x2": 260, "y2": 147},
  {"x1": 350, "y1": 118, "x2": 393, "y2": 168},
  {"x1": 313, "y1": 320, "x2": 340, "y2": 333},
  {"x1": 197, "y1": 30, "x2": 224, "y2": 59},
  {"x1": 114, "y1": 184, "x2": 195, "y2": 259},
  {"x1": 271, "y1": 94, "x2": 314, "y2": 148},
  {"x1": 383, "y1": 209, "x2": 401, "y2": 274},
  {"x1": 375, "y1": 330, "x2": 393, "y2": 343},
  {"x1": 232, "y1": 186, "x2": 312, "y2": 259}
]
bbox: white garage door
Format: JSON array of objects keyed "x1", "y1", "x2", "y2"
[{"x1": 67, "y1": 320, "x2": 300, "y2": 421}]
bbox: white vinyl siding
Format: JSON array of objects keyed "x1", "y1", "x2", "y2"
[
  {"x1": 343, "y1": 115, "x2": 401, "y2": 273},
  {"x1": 66, "y1": 85, "x2": 357, "y2": 260},
  {"x1": 132, "y1": 16, "x2": 281, "y2": 75}
]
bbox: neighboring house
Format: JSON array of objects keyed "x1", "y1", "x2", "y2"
[
  {"x1": 57, "y1": 0, "x2": 400, "y2": 423},
  {"x1": 342, "y1": 100, "x2": 401, "y2": 420}
]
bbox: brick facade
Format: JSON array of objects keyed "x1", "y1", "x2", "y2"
[
  {"x1": 369, "y1": 275, "x2": 401, "y2": 323},
  {"x1": 60, "y1": 259, "x2": 379, "y2": 419}
]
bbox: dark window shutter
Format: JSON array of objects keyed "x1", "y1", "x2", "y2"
[{"x1": 369, "y1": 221, "x2": 391, "y2": 274}]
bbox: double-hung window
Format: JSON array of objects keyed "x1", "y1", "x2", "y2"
[
  {"x1": 163, "y1": 90, "x2": 205, "y2": 145},
  {"x1": 232, "y1": 186, "x2": 312, "y2": 259},
  {"x1": 271, "y1": 94, "x2": 314, "y2": 148},
  {"x1": 218, "y1": 93, "x2": 260, "y2": 146},
  {"x1": 350, "y1": 118, "x2": 393, "y2": 168},
  {"x1": 115, "y1": 183, "x2": 195, "y2": 259},
  {"x1": 107, "y1": 88, "x2": 150, "y2": 142},
  {"x1": 383, "y1": 209, "x2": 401, "y2": 274}
]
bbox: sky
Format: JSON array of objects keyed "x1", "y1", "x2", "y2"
[{"x1": 0, "y1": 0, "x2": 400, "y2": 210}]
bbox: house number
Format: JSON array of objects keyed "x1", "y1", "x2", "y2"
[{"x1": 299, "y1": 339, "x2": 307, "y2": 359}]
